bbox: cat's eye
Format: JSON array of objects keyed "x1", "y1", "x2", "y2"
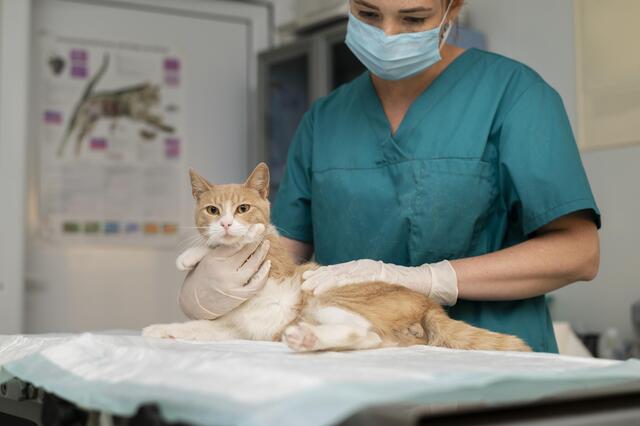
[
  {"x1": 236, "y1": 204, "x2": 251, "y2": 214},
  {"x1": 206, "y1": 206, "x2": 219, "y2": 215}
]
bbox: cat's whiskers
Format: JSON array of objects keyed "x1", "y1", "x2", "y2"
[{"x1": 178, "y1": 232, "x2": 207, "y2": 249}]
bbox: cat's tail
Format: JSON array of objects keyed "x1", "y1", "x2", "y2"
[
  {"x1": 57, "y1": 53, "x2": 110, "y2": 157},
  {"x1": 421, "y1": 307, "x2": 532, "y2": 352}
]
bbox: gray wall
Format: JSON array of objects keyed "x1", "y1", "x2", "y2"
[
  {"x1": 465, "y1": 0, "x2": 639, "y2": 341},
  {"x1": 559, "y1": 145, "x2": 640, "y2": 340}
]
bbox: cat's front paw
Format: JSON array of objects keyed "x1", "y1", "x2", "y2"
[
  {"x1": 176, "y1": 255, "x2": 195, "y2": 271},
  {"x1": 142, "y1": 324, "x2": 180, "y2": 339},
  {"x1": 176, "y1": 250, "x2": 202, "y2": 271},
  {"x1": 283, "y1": 323, "x2": 319, "y2": 352}
]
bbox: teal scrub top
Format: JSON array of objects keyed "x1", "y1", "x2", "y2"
[{"x1": 271, "y1": 48, "x2": 601, "y2": 353}]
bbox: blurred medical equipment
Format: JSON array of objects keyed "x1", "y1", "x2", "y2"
[
  {"x1": 598, "y1": 328, "x2": 626, "y2": 360},
  {"x1": 553, "y1": 322, "x2": 593, "y2": 358},
  {"x1": 632, "y1": 299, "x2": 640, "y2": 358},
  {"x1": 594, "y1": 300, "x2": 640, "y2": 359}
]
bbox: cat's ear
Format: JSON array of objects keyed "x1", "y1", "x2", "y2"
[
  {"x1": 244, "y1": 162, "x2": 270, "y2": 199},
  {"x1": 189, "y1": 168, "x2": 213, "y2": 200}
]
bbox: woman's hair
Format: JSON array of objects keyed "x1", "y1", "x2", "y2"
[
  {"x1": 444, "y1": 0, "x2": 465, "y2": 40},
  {"x1": 446, "y1": 0, "x2": 465, "y2": 14}
]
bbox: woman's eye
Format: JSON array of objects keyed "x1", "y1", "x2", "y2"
[
  {"x1": 404, "y1": 17, "x2": 426, "y2": 25},
  {"x1": 358, "y1": 10, "x2": 380, "y2": 20},
  {"x1": 206, "y1": 206, "x2": 219, "y2": 215},
  {"x1": 236, "y1": 204, "x2": 250, "y2": 214}
]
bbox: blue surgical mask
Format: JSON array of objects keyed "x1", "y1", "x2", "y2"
[{"x1": 345, "y1": 2, "x2": 454, "y2": 81}]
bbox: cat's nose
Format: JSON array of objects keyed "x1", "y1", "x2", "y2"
[{"x1": 220, "y1": 221, "x2": 232, "y2": 230}]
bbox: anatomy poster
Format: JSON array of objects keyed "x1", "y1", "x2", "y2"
[{"x1": 37, "y1": 35, "x2": 185, "y2": 246}]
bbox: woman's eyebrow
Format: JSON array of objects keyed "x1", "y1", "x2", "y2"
[
  {"x1": 353, "y1": 0, "x2": 380, "y2": 10},
  {"x1": 399, "y1": 7, "x2": 433, "y2": 13}
]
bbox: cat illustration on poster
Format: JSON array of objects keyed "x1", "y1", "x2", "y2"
[{"x1": 57, "y1": 54, "x2": 175, "y2": 157}]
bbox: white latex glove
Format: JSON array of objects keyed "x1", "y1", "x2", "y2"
[
  {"x1": 178, "y1": 224, "x2": 271, "y2": 320},
  {"x1": 301, "y1": 259, "x2": 458, "y2": 306}
]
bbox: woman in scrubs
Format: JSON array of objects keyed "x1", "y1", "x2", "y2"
[{"x1": 271, "y1": 0, "x2": 601, "y2": 353}]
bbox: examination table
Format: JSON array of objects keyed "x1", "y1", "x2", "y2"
[{"x1": 1, "y1": 333, "x2": 639, "y2": 426}]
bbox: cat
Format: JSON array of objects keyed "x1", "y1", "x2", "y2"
[
  {"x1": 58, "y1": 54, "x2": 175, "y2": 157},
  {"x1": 142, "y1": 163, "x2": 531, "y2": 353}
]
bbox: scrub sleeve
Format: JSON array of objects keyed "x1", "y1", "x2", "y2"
[
  {"x1": 499, "y1": 82, "x2": 601, "y2": 235},
  {"x1": 272, "y1": 111, "x2": 314, "y2": 244}
]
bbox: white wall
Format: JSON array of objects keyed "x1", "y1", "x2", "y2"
[{"x1": 465, "y1": 0, "x2": 639, "y2": 341}]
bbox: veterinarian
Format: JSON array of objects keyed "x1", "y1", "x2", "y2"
[{"x1": 183, "y1": 0, "x2": 601, "y2": 353}]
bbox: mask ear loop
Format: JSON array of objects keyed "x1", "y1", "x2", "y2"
[
  {"x1": 438, "y1": 0, "x2": 455, "y2": 48},
  {"x1": 439, "y1": 22, "x2": 454, "y2": 48}
]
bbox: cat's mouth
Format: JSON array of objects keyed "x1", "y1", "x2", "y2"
[
  {"x1": 204, "y1": 223, "x2": 262, "y2": 248},
  {"x1": 207, "y1": 232, "x2": 245, "y2": 247}
]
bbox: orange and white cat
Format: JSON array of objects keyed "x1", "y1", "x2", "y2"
[{"x1": 142, "y1": 163, "x2": 531, "y2": 352}]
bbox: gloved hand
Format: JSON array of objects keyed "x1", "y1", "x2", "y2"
[
  {"x1": 178, "y1": 224, "x2": 271, "y2": 320},
  {"x1": 301, "y1": 259, "x2": 458, "y2": 306}
]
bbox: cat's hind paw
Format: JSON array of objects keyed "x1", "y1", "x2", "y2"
[{"x1": 283, "y1": 323, "x2": 318, "y2": 352}]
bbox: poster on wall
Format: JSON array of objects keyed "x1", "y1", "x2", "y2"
[
  {"x1": 37, "y1": 35, "x2": 186, "y2": 246},
  {"x1": 575, "y1": 0, "x2": 640, "y2": 150}
]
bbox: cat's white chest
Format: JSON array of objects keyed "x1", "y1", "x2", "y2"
[{"x1": 226, "y1": 276, "x2": 301, "y2": 340}]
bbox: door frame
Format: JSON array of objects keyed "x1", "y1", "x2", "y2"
[{"x1": 0, "y1": 0, "x2": 32, "y2": 334}]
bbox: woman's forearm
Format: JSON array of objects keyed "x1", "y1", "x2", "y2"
[{"x1": 451, "y1": 211, "x2": 600, "y2": 301}]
